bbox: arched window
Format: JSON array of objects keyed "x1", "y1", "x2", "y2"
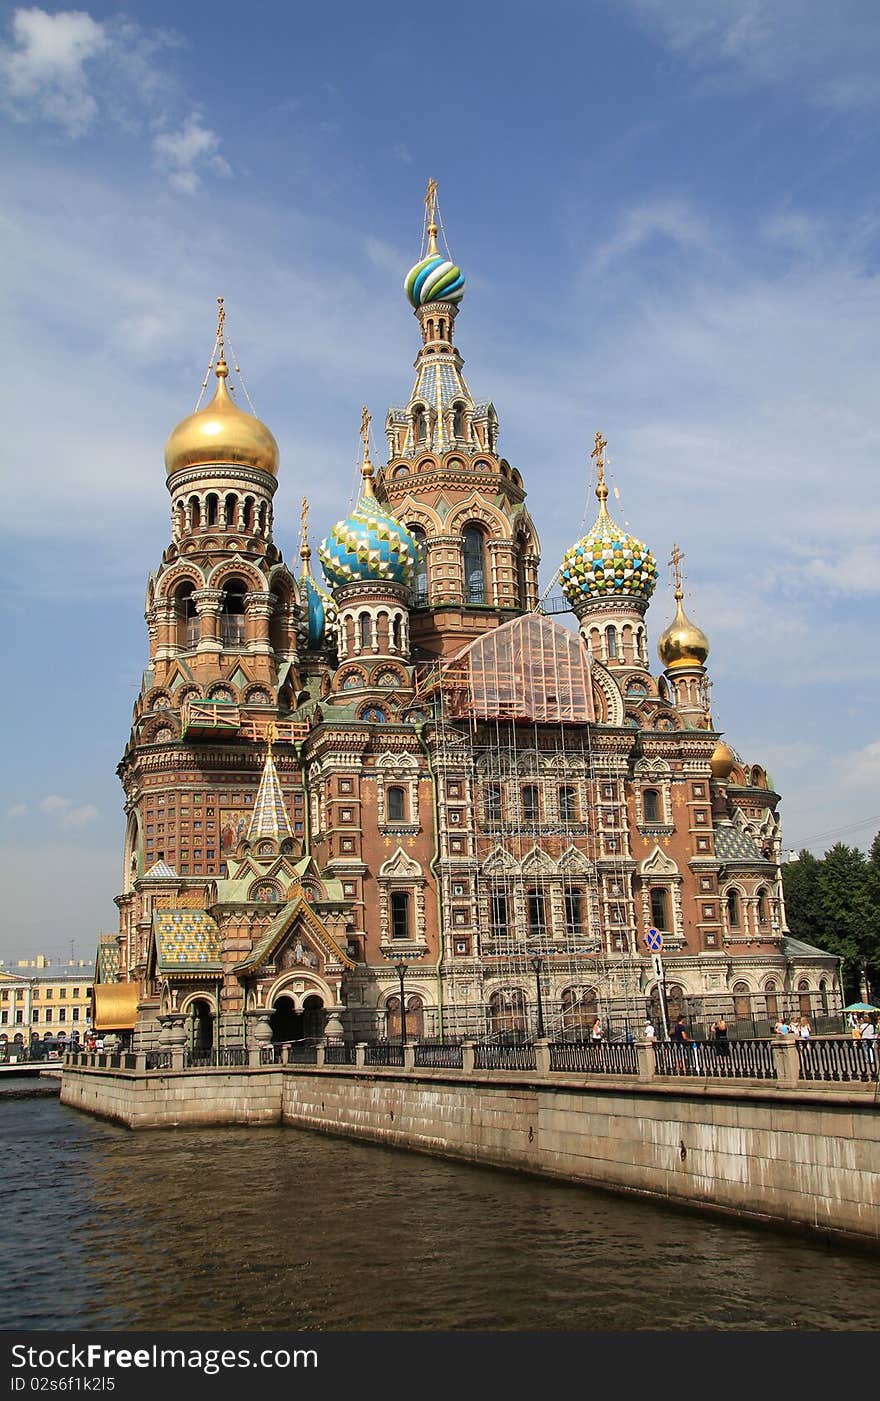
[
  {"x1": 561, "y1": 986, "x2": 597, "y2": 1038},
  {"x1": 243, "y1": 496, "x2": 255, "y2": 532},
  {"x1": 605, "y1": 625, "x2": 618, "y2": 659},
  {"x1": 764, "y1": 981, "x2": 779, "y2": 1018},
  {"x1": 521, "y1": 784, "x2": 539, "y2": 822},
  {"x1": 453, "y1": 403, "x2": 465, "y2": 439},
  {"x1": 726, "y1": 888, "x2": 740, "y2": 928},
  {"x1": 757, "y1": 888, "x2": 769, "y2": 924},
  {"x1": 819, "y1": 979, "x2": 829, "y2": 1015},
  {"x1": 206, "y1": 493, "x2": 218, "y2": 526},
  {"x1": 564, "y1": 888, "x2": 584, "y2": 935},
  {"x1": 413, "y1": 406, "x2": 426, "y2": 444},
  {"x1": 387, "y1": 786, "x2": 406, "y2": 822},
  {"x1": 490, "y1": 889, "x2": 508, "y2": 937},
  {"x1": 797, "y1": 979, "x2": 812, "y2": 1016},
  {"x1": 488, "y1": 988, "x2": 526, "y2": 1039},
  {"x1": 516, "y1": 536, "x2": 529, "y2": 609},
  {"x1": 643, "y1": 789, "x2": 660, "y2": 823},
  {"x1": 221, "y1": 578, "x2": 246, "y2": 647},
  {"x1": 392, "y1": 615, "x2": 402, "y2": 651},
  {"x1": 650, "y1": 887, "x2": 669, "y2": 931},
  {"x1": 189, "y1": 494, "x2": 201, "y2": 529},
  {"x1": 527, "y1": 888, "x2": 546, "y2": 938},
  {"x1": 359, "y1": 612, "x2": 371, "y2": 650},
  {"x1": 485, "y1": 784, "x2": 503, "y2": 825},
  {"x1": 390, "y1": 891, "x2": 410, "y2": 940},
  {"x1": 462, "y1": 526, "x2": 487, "y2": 604},
  {"x1": 175, "y1": 581, "x2": 199, "y2": 651},
  {"x1": 224, "y1": 493, "x2": 238, "y2": 529},
  {"x1": 732, "y1": 981, "x2": 751, "y2": 1021},
  {"x1": 409, "y1": 526, "x2": 428, "y2": 606},
  {"x1": 558, "y1": 786, "x2": 577, "y2": 823}
]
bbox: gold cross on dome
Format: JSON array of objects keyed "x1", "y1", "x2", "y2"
[
  {"x1": 669, "y1": 543, "x2": 684, "y2": 595},
  {"x1": 424, "y1": 177, "x2": 438, "y2": 221},
  {"x1": 591, "y1": 430, "x2": 607, "y2": 483},
  {"x1": 216, "y1": 296, "x2": 226, "y2": 355},
  {"x1": 360, "y1": 404, "x2": 372, "y2": 461},
  {"x1": 301, "y1": 495, "x2": 309, "y2": 544}
]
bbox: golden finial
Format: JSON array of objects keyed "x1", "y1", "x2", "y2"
[
  {"x1": 359, "y1": 404, "x2": 375, "y2": 497},
  {"x1": 669, "y1": 543, "x2": 685, "y2": 601},
  {"x1": 425, "y1": 177, "x2": 439, "y2": 256},
  {"x1": 300, "y1": 495, "x2": 311, "y2": 569},
  {"x1": 591, "y1": 431, "x2": 609, "y2": 512},
  {"x1": 215, "y1": 296, "x2": 228, "y2": 378},
  {"x1": 265, "y1": 720, "x2": 278, "y2": 752}
]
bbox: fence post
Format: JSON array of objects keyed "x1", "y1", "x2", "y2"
[
  {"x1": 636, "y1": 1042, "x2": 656, "y2": 1081},
  {"x1": 355, "y1": 1042, "x2": 367, "y2": 1068},
  {"x1": 403, "y1": 1042, "x2": 415, "y2": 1071},
  {"x1": 135, "y1": 1051, "x2": 147, "y2": 1074},
  {"x1": 248, "y1": 1046, "x2": 262, "y2": 1068},
  {"x1": 772, "y1": 1037, "x2": 800, "y2": 1087},
  {"x1": 315, "y1": 1043, "x2": 326, "y2": 1068},
  {"x1": 534, "y1": 1038, "x2": 551, "y2": 1075},
  {"x1": 170, "y1": 1047, "x2": 184, "y2": 1073},
  {"x1": 461, "y1": 1041, "x2": 475, "y2": 1074}
]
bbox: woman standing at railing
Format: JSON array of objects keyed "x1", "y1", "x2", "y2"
[
  {"x1": 711, "y1": 1017, "x2": 730, "y2": 1058},
  {"x1": 861, "y1": 1016, "x2": 877, "y2": 1073}
]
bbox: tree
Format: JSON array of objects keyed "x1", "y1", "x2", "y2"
[{"x1": 782, "y1": 835, "x2": 880, "y2": 1001}]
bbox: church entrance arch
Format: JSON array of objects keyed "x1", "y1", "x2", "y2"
[
  {"x1": 269, "y1": 996, "x2": 300, "y2": 1044},
  {"x1": 189, "y1": 998, "x2": 214, "y2": 1052},
  {"x1": 269, "y1": 990, "x2": 327, "y2": 1043}
]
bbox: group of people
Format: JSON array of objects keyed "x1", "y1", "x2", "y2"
[{"x1": 774, "y1": 1015, "x2": 812, "y2": 1038}]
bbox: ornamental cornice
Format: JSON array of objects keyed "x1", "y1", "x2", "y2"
[
  {"x1": 167, "y1": 465, "x2": 279, "y2": 494},
  {"x1": 381, "y1": 471, "x2": 525, "y2": 504}
]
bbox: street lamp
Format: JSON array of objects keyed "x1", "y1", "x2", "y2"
[
  {"x1": 529, "y1": 951, "x2": 545, "y2": 1040},
  {"x1": 393, "y1": 958, "x2": 409, "y2": 1045}
]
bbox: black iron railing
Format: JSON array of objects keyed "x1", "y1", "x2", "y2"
[
  {"x1": 145, "y1": 1050, "x2": 172, "y2": 1070},
  {"x1": 474, "y1": 1044, "x2": 537, "y2": 1071},
  {"x1": 797, "y1": 1037, "x2": 879, "y2": 1083},
  {"x1": 323, "y1": 1044, "x2": 356, "y2": 1065},
  {"x1": 364, "y1": 1043, "x2": 406, "y2": 1067},
  {"x1": 549, "y1": 1042, "x2": 639, "y2": 1074},
  {"x1": 414, "y1": 1043, "x2": 464, "y2": 1069},
  {"x1": 654, "y1": 1039, "x2": 777, "y2": 1079}
]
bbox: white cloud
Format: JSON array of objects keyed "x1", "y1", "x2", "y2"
[
  {"x1": 5, "y1": 804, "x2": 27, "y2": 820},
  {"x1": 38, "y1": 795, "x2": 99, "y2": 827},
  {"x1": 0, "y1": 6, "x2": 107, "y2": 135},
  {"x1": 392, "y1": 141, "x2": 412, "y2": 164},
  {"x1": 588, "y1": 200, "x2": 711, "y2": 275},
  {"x1": 840, "y1": 741, "x2": 880, "y2": 792},
  {"x1": 153, "y1": 113, "x2": 231, "y2": 193}
]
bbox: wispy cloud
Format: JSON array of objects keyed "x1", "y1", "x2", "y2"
[
  {"x1": 625, "y1": 0, "x2": 880, "y2": 111},
  {"x1": 840, "y1": 741, "x2": 880, "y2": 792},
  {"x1": 587, "y1": 199, "x2": 712, "y2": 276},
  {"x1": 38, "y1": 795, "x2": 99, "y2": 827},
  {"x1": 153, "y1": 113, "x2": 231, "y2": 194}
]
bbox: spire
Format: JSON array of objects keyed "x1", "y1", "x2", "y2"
[
  {"x1": 359, "y1": 404, "x2": 376, "y2": 498},
  {"x1": 247, "y1": 724, "x2": 293, "y2": 844},
  {"x1": 299, "y1": 495, "x2": 312, "y2": 576},
  {"x1": 216, "y1": 295, "x2": 227, "y2": 375},
  {"x1": 591, "y1": 431, "x2": 609, "y2": 517},
  {"x1": 425, "y1": 176, "x2": 439, "y2": 256}
]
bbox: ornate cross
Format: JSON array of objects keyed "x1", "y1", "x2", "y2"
[
  {"x1": 669, "y1": 543, "x2": 684, "y2": 595},
  {"x1": 360, "y1": 404, "x2": 372, "y2": 462},
  {"x1": 591, "y1": 430, "x2": 607, "y2": 483},
  {"x1": 424, "y1": 177, "x2": 438, "y2": 222},
  {"x1": 216, "y1": 296, "x2": 226, "y2": 356}
]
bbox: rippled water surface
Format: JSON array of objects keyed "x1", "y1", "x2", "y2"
[{"x1": 2, "y1": 1095, "x2": 878, "y2": 1331}]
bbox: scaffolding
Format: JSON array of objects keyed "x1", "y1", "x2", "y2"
[{"x1": 407, "y1": 614, "x2": 648, "y2": 1042}]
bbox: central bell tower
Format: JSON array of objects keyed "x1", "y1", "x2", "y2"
[{"x1": 376, "y1": 180, "x2": 541, "y2": 659}]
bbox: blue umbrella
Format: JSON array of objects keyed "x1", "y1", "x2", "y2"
[{"x1": 843, "y1": 1002, "x2": 879, "y2": 1013}]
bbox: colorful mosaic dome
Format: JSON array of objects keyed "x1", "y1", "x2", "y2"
[
  {"x1": 404, "y1": 253, "x2": 465, "y2": 308},
  {"x1": 319, "y1": 496, "x2": 418, "y2": 589},
  {"x1": 302, "y1": 572, "x2": 336, "y2": 648},
  {"x1": 559, "y1": 509, "x2": 658, "y2": 604}
]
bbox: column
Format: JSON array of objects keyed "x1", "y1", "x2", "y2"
[{"x1": 194, "y1": 589, "x2": 224, "y2": 654}]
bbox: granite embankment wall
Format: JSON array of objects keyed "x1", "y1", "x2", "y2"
[{"x1": 60, "y1": 1064, "x2": 880, "y2": 1245}]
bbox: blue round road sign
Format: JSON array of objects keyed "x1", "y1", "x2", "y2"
[{"x1": 645, "y1": 928, "x2": 663, "y2": 952}]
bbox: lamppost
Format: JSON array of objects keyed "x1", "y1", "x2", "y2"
[
  {"x1": 393, "y1": 958, "x2": 409, "y2": 1045},
  {"x1": 529, "y1": 951, "x2": 545, "y2": 1040}
]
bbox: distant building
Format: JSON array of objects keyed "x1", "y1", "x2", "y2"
[
  {"x1": 99, "y1": 185, "x2": 839, "y2": 1051},
  {"x1": 0, "y1": 957, "x2": 94, "y2": 1055}
]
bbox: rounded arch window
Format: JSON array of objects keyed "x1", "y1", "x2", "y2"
[
  {"x1": 452, "y1": 402, "x2": 466, "y2": 438},
  {"x1": 413, "y1": 406, "x2": 427, "y2": 444},
  {"x1": 605, "y1": 625, "x2": 618, "y2": 659},
  {"x1": 462, "y1": 525, "x2": 487, "y2": 604},
  {"x1": 643, "y1": 788, "x2": 661, "y2": 823},
  {"x1": 649, "y1": 887, "x2": 670, "y2": 931},
  {"x1": 409, "y1": 525, "x2": 428, "y2": 606},
  {"x1": 174, "y1": 581, "x2": 199, "y2": 650},
  {"x1": 358, "y1": 612, "x2": 371, "y2": 649},
  {"x1": 726, "y1": 888, "x2": 741, "y2": 928},
  {"x1": 757, "y1": 888, "x2": 770, "y2": 923},
  {"x1": 221, "y1": 577, "x2": 247, "y2": 647}
]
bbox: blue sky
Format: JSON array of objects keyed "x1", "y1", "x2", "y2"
[{"x1": 1, "y1": 0, "x2": 878, "y2": 964}]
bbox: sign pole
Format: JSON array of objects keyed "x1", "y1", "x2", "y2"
[{"x1": 646, "y1": 929, "x2": 670, "y2": 1041}]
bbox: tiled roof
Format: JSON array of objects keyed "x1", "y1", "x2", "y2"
[
  {"x1": 153, "y1": 909, "x2": 222, "y2": 972},
  {"x1": 247, "y1": 749, "x2": 293, "y2": 843},
  {"x1": 142, "y1": 860, "x2": 179, "y2": 880},
  {"x1": 714, "y1": 825, "x2": 769, "y2": 864}
]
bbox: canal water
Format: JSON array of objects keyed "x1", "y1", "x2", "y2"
[{"x1": 2, "y1": 1094, "x2": 878, "y2": 1332}]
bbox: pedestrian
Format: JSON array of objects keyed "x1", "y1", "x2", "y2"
[
  {"x1": 711, "y1": 1016, "x2": 730, "y2": 1057},
  {"x1": 774, "y1": 1016, "x2": 788, "y2": 1035},
  {"x1": 798, "y1": 1016, "x2": 811, "y2": 1040},
  {"x1": 643, "y1": 1019, "x2": 656, "y2": 1042},
  {"x1": 670, "y1": 1014, "x2": 691, "y2": 1071},
  {"x1": 590, "y1": 1017, "x2": 603, "y2": 1043},
  {"x1": 860, "y1": 1016, "x2": 877, "y2": 1074}
]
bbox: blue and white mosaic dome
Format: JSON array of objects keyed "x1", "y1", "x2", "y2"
[{"x1": 319, "y1": 498, "x2": 418, "y2": 589}]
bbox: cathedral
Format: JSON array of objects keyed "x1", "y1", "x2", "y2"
[{"x1": 95, "y1": 183, "x2": 839, "y2": 1051}]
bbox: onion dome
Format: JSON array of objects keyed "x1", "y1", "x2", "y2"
[
  {"x1": 318, "y1": 408, "x2": 418, "y2": 590},
  {"x1": 403, "y1": 178, "x2": 465, "y2": 307},
  {"x1": 559, "y1": 434, "x2": 657, "y2": 604},
  {"x1": 710, "y1": 740, "x2": 736, "y2": 780},
  {"x1": 165, "y1": 301, "x2": 279, "y2": 478},
  {"x1": 298, "y1": 498, "x2": 336, "y2": 648},
  {"x1": 657, "y1": 597, "x2": 710, "y2": 669},
  {"x1": 657, "y1": 543, "x2": 709, "y2": 668}
]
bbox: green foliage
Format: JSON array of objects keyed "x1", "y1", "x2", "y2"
[{"x1": 782, "y1": 836, "x2": 880, "y2": 999}]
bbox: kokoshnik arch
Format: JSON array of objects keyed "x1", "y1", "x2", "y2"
[{"x1": 93, "y1": 182, "x2": 839, "y2": 1050}]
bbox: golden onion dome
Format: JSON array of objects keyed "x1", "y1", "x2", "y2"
[
  {"x1": 165, "y1": 357, "x2": 279, "y2": 479},
  {"x1": 657, "y1": 594, "x2": 710, "y2": 669},
  {"x1": 710, "y1": 740, "x2": 736, "y2": 780}
]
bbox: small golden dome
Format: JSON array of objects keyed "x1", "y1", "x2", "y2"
[
  {"x1": 165, "y1": 359, "x2": 279, "y2": 478},
  {"x1": 657, "y1": 595, "x2": 710, "y2": 669},
  {"x1": 710, "y1": 740, "x2": 736, "y2": 780}
]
